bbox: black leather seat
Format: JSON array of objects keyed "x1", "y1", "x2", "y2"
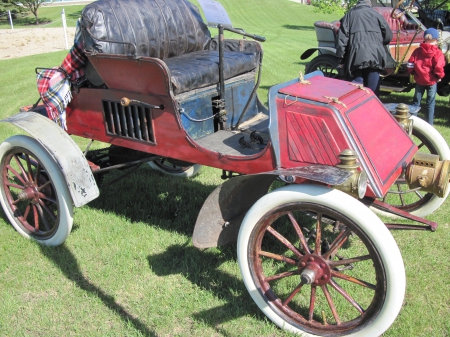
[{"x1": 80, "y1": 0, "x2": 261, "y2": 95}]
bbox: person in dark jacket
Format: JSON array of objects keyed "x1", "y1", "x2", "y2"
[
  {"x1": 336, "y1": 0, "x2": 392, "y2": 96},
  {"x1": 407, "y1": 28, "x2": 445, "y2": 125}
]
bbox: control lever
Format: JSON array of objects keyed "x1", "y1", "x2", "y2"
[{"x1": 121, "y1": 97, "x2": 164, "y2": 110}]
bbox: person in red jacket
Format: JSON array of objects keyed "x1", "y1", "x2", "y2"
[{"x1": 407, "y1": 28, "x2": 445, "y2": 125}]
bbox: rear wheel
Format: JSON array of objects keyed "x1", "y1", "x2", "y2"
[
  {"x1": 372, "y1": 116, "x2": 450, "y2": 218},
  {"x1": 0, "y1": 135, "x2": 73, "y2": 246},
  {"x1": 238, "y1": 185, "x2": 405, "y2": 336},
  {"x1": 305, "y1": 55, "x2": 340, "y2": 79},
  {"x1": 148, "y1": 158, "x2": 201, "y2": 178}
]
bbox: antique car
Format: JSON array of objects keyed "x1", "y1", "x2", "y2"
[
  {"x1": 1, "y1": 0, "x2": 450, "y2": 336},
  {"x1": 301, "y1": 1, "x2": 450, "y2": 96}
]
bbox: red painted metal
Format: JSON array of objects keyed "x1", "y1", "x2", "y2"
[
  {"x1": 276, "y1": 76, "x2": 417, "y2": 197},
  {"x1": 66, "y1": 88, "x2": 276, "y2": 175}
]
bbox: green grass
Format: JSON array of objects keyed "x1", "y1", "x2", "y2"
[
  {"x1": 0, "y1": 4, "x2": 85, "y2": 29},
  {"x1": 1, "y1": 0, "x2": 450, "y2": 336}
]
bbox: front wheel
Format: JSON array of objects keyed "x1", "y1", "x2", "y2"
[
  {"x1": 148, "y1": 158, "x2": 202, "y2": 178},
  {"x1": 305, "y1": 55, "x2": 340, "y2": 79},
  {"x1": 372, "y1": 116, "x2": 450, "y2": 218},
  {"x1": 237, "y1": 185, "x2": 405, "y2": 337},
  {"x1": 0, "y1": 135, "x2": 73, "y2": 246}
]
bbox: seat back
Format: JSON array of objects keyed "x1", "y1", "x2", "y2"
[{"x1": 81, "y1": 0, "x2": 211, "y2": 59}]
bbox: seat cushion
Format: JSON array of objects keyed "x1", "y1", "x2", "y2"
[
  {"x1": 374, "y1": 7, "x2": 423, "y2": 45},
  {"x1": 165, "y1": 50, "x2": 258, "y2": 95},
  {"x1": 81, "y1": 0, "x2": 211, "y2": 58}
]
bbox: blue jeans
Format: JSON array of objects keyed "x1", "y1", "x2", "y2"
[
  {"x1": 351, "y1": 68, "x2": 381, "y2": 97},
  {"x1": 413, "y1": 83, "x2": 437, "y2": 125}
]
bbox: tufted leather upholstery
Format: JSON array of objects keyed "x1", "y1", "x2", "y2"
[
  {"x1": 81, "y1": 0, "x2": 261, "y2": 95},
  {"x1": 373, "y1": 7, "x2": 423, "y2": 44}
]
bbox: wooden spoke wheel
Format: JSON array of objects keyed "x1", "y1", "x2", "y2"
[
  {"x1": 238, "y1": 185, "x2": 405, "y2": 336},
  {"x1": 373, "y1": 116, "x2": 450, "y2": 218},
  {"x1": 0, "y1": 136, "x2": 73, "y2": 246}
]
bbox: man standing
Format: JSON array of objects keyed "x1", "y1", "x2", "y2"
[{"x1": 336, "y1": 0, "x2": 392, "y2": 96}]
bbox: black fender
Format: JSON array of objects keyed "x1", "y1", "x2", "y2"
[
  {"x1": 300, "y1": 47, "x2": 337, "y2": 60},
  {"x1": 192, "y1": 166, "x2": 352, "y2": 248}
]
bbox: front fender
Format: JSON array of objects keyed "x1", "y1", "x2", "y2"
[
  {"x1": 300, "y1": 47, "x2": 337, "y2": 60},
  {"x1": 192, "y1": 166, "x2": 352, "y2": 248},
  {"x1": 1, "y1": 112, "x2": 99, "y2": 207}
]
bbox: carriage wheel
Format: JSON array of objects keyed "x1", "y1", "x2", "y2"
[
  {"x1": 0, "y1": 135, "x2": 73, "y2": 246},
  {"x1": 372, "y1": 116, "x2": 450, "y2": 218},
  {"x1": 237, "y1": 185, "x2": 405, "y2": 336},
  {"x1": 148, "y1": 158, "x2": 202, "y2": 178},
  {"x1": 305, "y1": 55, "x2": 340, "y2": 79}
]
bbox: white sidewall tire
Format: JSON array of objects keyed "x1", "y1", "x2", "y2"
[
  {"x1": 371, "y1": 116, "x2": 450, "y2": 218},
  {"x1": 237, "y1": 184, "x2": 405, "y2": 337},
  {"x1": 0, "y1": 135, "x2": 73, "y2": 246},
  {"x1": 147, "y1": 161, "x2": 202, "y2": 178}
]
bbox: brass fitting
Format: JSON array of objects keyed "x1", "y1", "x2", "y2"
[
  {"x1": 406, "y1": 152, "x2": 450, "y2": 198},
  {"x1": 393, "y1": 103, "x2": 413, "y2": 136},
  {"x1": 334, "y1": 149, "x2": 367, "y2": 199}
]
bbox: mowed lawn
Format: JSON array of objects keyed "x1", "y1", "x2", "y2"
[{"x1": 0, "y1": 1, "x2": 450, "y2": 336}]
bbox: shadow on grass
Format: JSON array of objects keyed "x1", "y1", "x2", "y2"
[
  {"x1": 87, "y1": 166, "x2": 218, "y2": 237},
  {"x1": 147, "y1": 243, "x2": 263, "y2": 331},
  {"x1": 39, "y1": 243, "x2": 157, "y2": 337},
  {"x1": 68, "y1": 11, "x2": 83, "y2": 20},
  {"x1": 283, "y1": 24, "x2": 315, "y2": 31}
]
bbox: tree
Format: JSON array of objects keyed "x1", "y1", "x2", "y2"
[
  {"x1": 14, "y1": 0, "x2": 44, "y2": 24},
  {"x1": 310, "y1": 0, "x2": 358, "y2": 16},
  {"x1": 0, "y1": 0, "x2": 22, "y2": 19}
]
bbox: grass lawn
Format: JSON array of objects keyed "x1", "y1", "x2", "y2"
[
  {"x1": 0, "y1": 0, "x2": 450, "y2": 336},
  {"x1": 0, "y1": 4, "x2": 85, "y2": 29}
]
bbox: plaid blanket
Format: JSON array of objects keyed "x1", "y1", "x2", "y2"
[{"x1": 36, "y1": 20, "x2": 86, "y2": 129}]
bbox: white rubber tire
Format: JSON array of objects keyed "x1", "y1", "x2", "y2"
[
  {"x1": 147, "y1": 160, "x2": 202, "y2": 178},
  {"x1": 0, "y1": 135, "x2": 73, "y2": 246},
  {"x1": 237, "y1": 184, "x2": 405, "y2": 337},
  {"x1": 372, "y1": 116, "x2": 450, "y2": 218}
]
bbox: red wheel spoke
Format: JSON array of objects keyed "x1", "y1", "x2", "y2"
[
  {"x1": 38, "y1": 193, "x2": 56, "y2": 205},
  {"x1": 6, "y1": 164, "x2": 27, "y2": 185},
  {"x1": 33, "y1": 162, "x2": 42, "y2": 185},
  {"x1": 321, "y1": 284, "x2": 341, "y2": 325},
  {"x1": 282, "y1": 282, "x2": 304, "y2": 306},
  {"x1": 6, "y1": 181, "x2": 25, "y2": 190},
  {"x1": 32, "y1": 204, "x2": 40, "y2": 231},
  {"x1": 24, "y1": 154, "x2": 34, "y2": 182},
  {"x1": 331, "y1": 270, "x2": 376, "y2": 290},
  {"x1": 396, "y1": 183, "x2": 406, "y2": 206},
  {"x1": 38, "y1": 200, "x2": 57, "y2": 221},
  {"x1": 329, "y1": 279, "x2": 364, "y2": 314},
  {"x1": 328, "y1": 255, "x2": 371, "y2": 267},
  {"x1": 267, "y1": 226, "x2": 303, "y2": 258},
  {"x1": 287, "y1": 212, "x2": 311, "y2": 254},
  {"x1": 266, "y1": 270, "x2": 299, "y2": 283},
  {"x1": 322, "y1": 228, "x2": 351, "y2": 260},
  {"x1": 37, "y1": 180, "x2": 51, "y2": 192},
  {"x1": 36, "y1": 204, "x2": 52, "y2": 231},
  {"x1": 417, "y1": 140, "x2": 425, "y2": 150},
  {"x1": 23, "y1": 203, "x2": 31, "y2": 220},
  {"x1": 414, "y1": 190, "x2": 424, "y2": 199},
  {"x1": 13, "y1": 155, "x2": 30, "y2": 182},
  {"x1": 314, "y1": 212, "x2": 322, "y2": 255},
  {"x1": 259, "y1": 250, "x2": 297, "y2": 265},
  {"x1": 308, "y1": 285, "x2": 317, "y2": 321}
]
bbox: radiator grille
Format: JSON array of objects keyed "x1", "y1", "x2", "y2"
[{"x1": 102, "y1": 100, "x2": 154, "y2": 143}]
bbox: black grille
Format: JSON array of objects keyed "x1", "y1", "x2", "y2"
[{"x1": 102, "y1": 100, "x2": 154, "y2": 143}]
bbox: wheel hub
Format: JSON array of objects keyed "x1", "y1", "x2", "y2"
[
  {"x1": 17, "y1": 182, "x2": 39, "y2": 204},
  {"x1": 298, "y1": 254, "x2": 331, "y2": 286}
]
